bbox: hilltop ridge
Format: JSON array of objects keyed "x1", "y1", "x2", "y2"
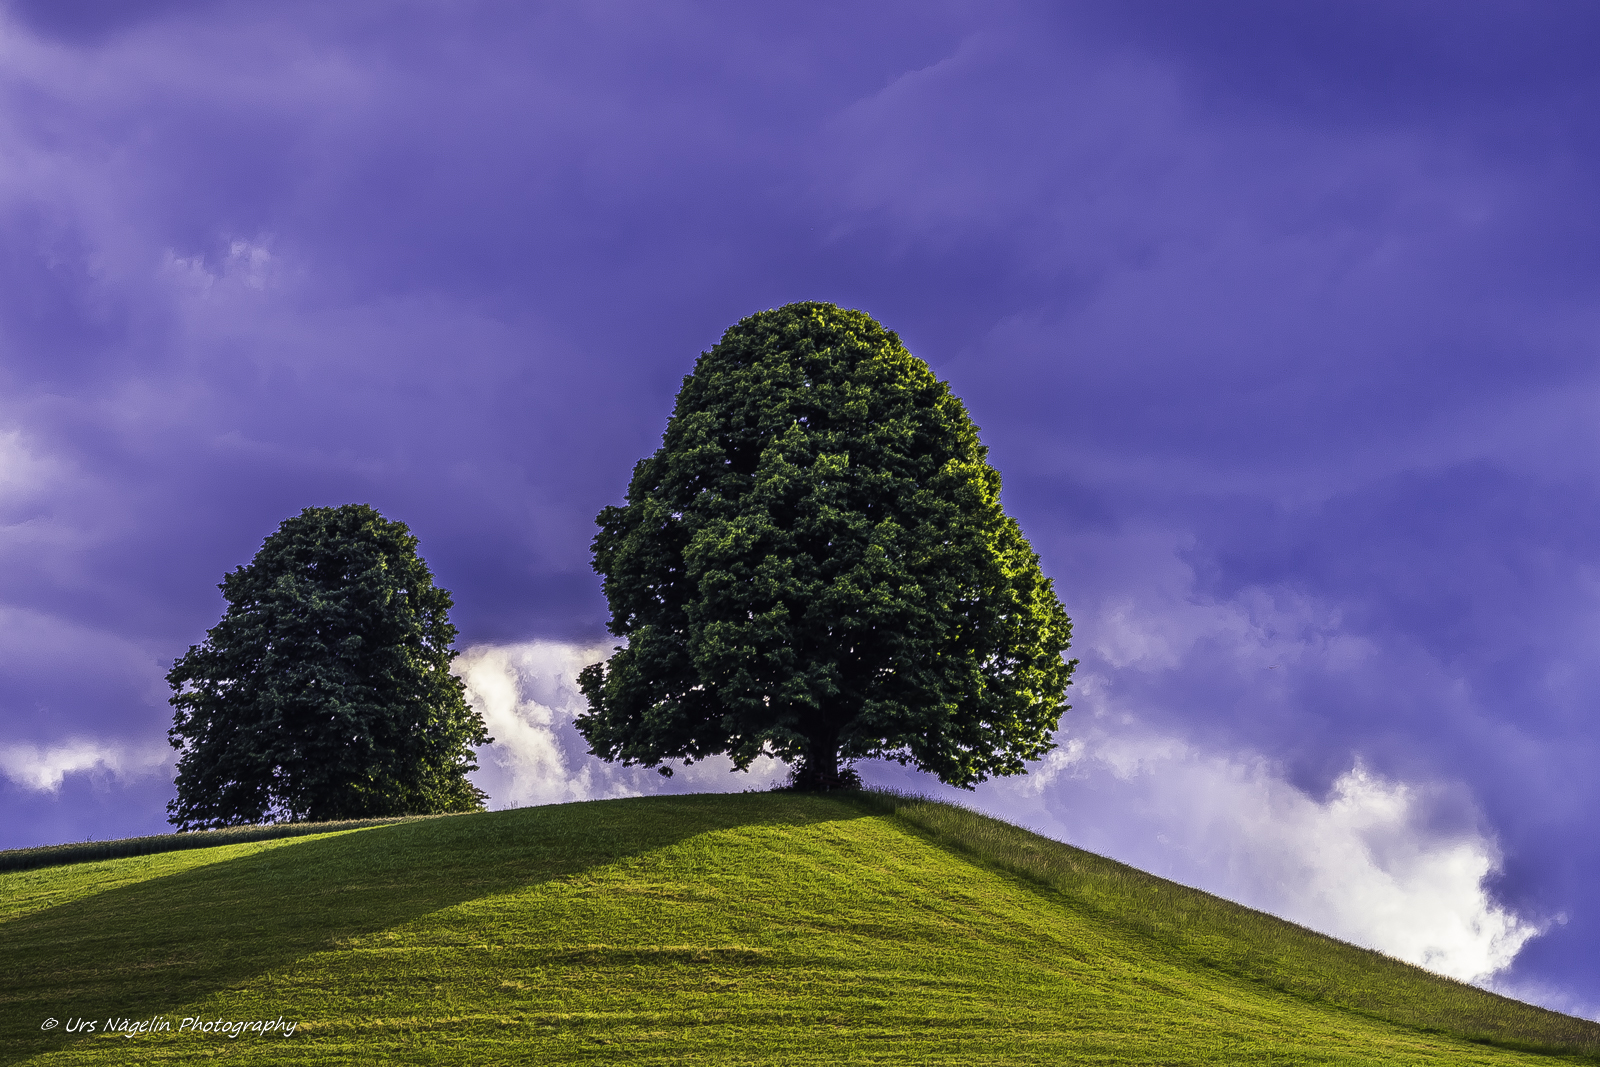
[{"x1": 2, "y1": 791, "x2": 1594, "y2": 1064}]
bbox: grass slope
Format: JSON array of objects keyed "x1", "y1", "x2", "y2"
[
  {"x1": 0, "y1": 815, "x2": 442, "y2": 874},
  {"x1": 0, "y1": 792, "x2": 1594, "y2": 1065}
]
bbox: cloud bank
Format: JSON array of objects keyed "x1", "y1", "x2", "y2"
[
  {"x1": 0, "y1": 739, "x2": 170, "y2": 793},
  {"x1": 455, "y1": 641, "x2": 789, "y2": 807},
  {"x1": 1005, "y1": 726, "x2": 1537, "y2": 984}
]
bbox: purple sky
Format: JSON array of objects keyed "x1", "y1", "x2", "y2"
[{"x1": 4, "y1": 0, "x2": 1600, "y2": 1013}]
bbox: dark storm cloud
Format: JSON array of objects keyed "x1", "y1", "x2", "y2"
[{"x1": 3, "y1": 0, "x2": 1600, "y2": 1009}]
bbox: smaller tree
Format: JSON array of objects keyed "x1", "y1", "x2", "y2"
[{"x1": 167, "y1": 504, "x2": 490, "y2": 829}]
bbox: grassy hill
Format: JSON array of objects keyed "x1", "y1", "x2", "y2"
[{"x1": 2, "y1": 791, "x2": 1597, "y2": 1065}]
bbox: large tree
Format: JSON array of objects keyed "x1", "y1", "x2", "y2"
[
  {"x1": 577, "y1": 302, "x2": 1075, "y2": 790},
  {"x1": 166, "y1": 504, "x2": 491, "y2": 828}
]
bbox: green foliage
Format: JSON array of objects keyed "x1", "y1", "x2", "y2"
[
  {"x1": 166, "y1": 504, "x2": 490, "y2": 829},
  {"x1": 3, "y1": 794, "x2": 1593, "y2": 1065},
  {"x1": 578, "y1": 302, "x2": 1076, "y2": 788}
]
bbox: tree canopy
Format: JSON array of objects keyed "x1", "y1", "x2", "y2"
[
  {"x1": 166, "y1": 504, "x2": 490, "y2": 828},
  {"x1": 577, "y1": 302, "x2": 1075, "y2": 789}
]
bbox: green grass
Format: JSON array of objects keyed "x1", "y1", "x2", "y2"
[
  {"x1": 0, "y1": 815, "x2": 448, "y2": 874},
  {"x1": 1, "y1": 791, "x2": 1595, "y2": 1065}
]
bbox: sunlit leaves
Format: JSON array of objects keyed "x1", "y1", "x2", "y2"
[{"x1": 578, "y1": 303, "x2": 1075, "y2": 789}]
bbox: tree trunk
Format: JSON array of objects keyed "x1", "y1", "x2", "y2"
[{"x1": 792, "y1": 726, "x2": 856, "y2": 791}]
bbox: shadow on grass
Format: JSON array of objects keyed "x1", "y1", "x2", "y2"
[{"x1": 0, "y1": 792, "x2": 863, "y2": 1065}]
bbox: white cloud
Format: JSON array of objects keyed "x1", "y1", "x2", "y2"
[
  {"x1": 455, "y1": 640, "x2": 616, "y2": 807},
  {"x1": 455, "y1": 640, "x2": 788, "y2": 808},
  {"x1": 967, "y1": 724, "x2": 1539, "y2": 984},
  {"x1": 0, "y1": 739, "x2": 171, "y2": 792},
  {"x1": 1078, "y1": 527, "x2": 1374, "y2": 677}
]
